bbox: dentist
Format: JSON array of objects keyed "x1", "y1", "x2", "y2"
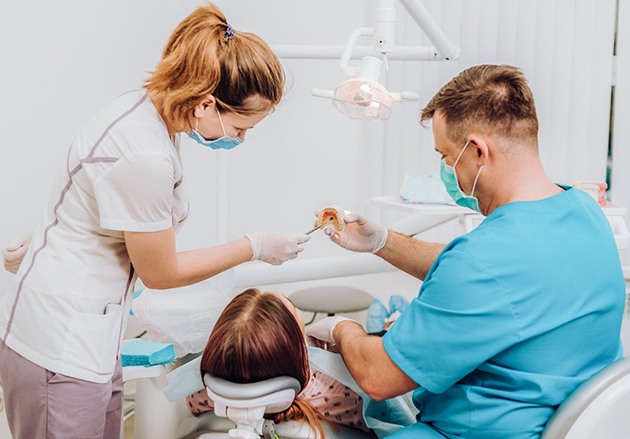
[
  {"x1": 0, "y1": 4, "x2": 308, "y2": 438},
  {"x1": 307, "y1": 64, "x2": 625, "y2": 438}
]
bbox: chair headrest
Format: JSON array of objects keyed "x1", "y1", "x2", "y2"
[
  {"x1": 203, "y1": 373, "x2": 302, "y2": 415},
  {"x1": 203, "y1": 374, "x2": 302, "y2": 399}
]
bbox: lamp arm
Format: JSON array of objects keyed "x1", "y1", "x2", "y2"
[
  {"x1": 273, "y1": 45, "x2": 444, "y2": 61},
  {"x1": 340, "y1": 27, "x2": 374, "y2": 76},
  {"x1": 398, "y1": 0, "x2": 461, "y2": 60},
  {"x1": 375, "y1": 0, "x2": 397, "y2": 54}
]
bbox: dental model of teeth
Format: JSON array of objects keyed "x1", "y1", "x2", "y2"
[{"x1": 316, "y1": 205, "x2": 347, "y2": 232}]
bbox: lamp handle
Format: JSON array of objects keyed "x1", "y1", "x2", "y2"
[
  {"x1": 311, "y1": 88, "x2": 335, "y2": 99},
  {"x1": 391, "y1": 91, "x2": 420, "y2": 102}
]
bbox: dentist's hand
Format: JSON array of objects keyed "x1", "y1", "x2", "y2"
[
  {"x1": 3, "y1": 235, "x2": 32, "y2": 274},
  {"x1": 319, "y1": 210, "x2": 388, "y2": 254},
  {"x1": 245, "y1": 232, "x2": 310, "y2": 266},
  {"x1": 305, "y1": 316, "x2": 357, "y2": 345}
]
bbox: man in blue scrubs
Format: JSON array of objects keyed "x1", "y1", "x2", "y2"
[{"x1": 307, "y1": 64, "x2": 625, "y2": 438}]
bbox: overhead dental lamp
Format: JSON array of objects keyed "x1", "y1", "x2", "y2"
[
  {"x1": 324, "y1": 56, "x2": 425, "y2": 121},
  {"x1": 273, "y1": 0, "x2": 461, "y2": 120}
]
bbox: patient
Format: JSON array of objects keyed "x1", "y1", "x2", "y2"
[{"x1": 186, "y1": 288, "x2": 370, "y2": 437}]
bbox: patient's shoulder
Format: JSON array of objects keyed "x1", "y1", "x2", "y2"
[{"x1": 301, "y1": 370, "x2": 369, "y2": 432}]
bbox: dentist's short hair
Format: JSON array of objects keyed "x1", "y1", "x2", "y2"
[
  {"x1": 421, "y1": 64, "x2": 539, "y2": 148},
  {"x1": 145, "y1": 3, "x2": 285, "y2": 132}
]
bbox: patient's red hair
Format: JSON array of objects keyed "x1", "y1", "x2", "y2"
[{"x1": 200, "y1": 288, "x2": 326, "y2": 438}]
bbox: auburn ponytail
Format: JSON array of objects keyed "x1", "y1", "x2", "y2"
[{"x1": 272, "y1": 397, "x2": 328, "y2": 439}]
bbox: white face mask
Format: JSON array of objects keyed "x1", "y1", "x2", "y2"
[{"x1": 187, "y1": 110, "x2": 243, "y2": 150}]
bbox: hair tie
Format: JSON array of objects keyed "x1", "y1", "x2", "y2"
[{"x1": 224, "y1": 24, "x2": 236, "y2": 42}]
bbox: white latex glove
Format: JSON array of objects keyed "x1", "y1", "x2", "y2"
[
  {"x1": 3, "y1": 235, "x2": 32, "y2": 274},
  {"x1": 245, "y1": 232, "x2": 310, "y2": 266},
  {"x1": 320, "y1": 211, "x2": 388, "y2": 254},
  {"x1": 305, "y1": 316, "x2": 356, "y2": 345}
]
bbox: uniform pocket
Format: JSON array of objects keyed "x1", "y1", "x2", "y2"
[{"x1": 62, "y1": 303, "x2": 123, "y2": 377}]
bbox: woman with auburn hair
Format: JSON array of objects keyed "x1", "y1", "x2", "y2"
[
  {"x1": 186, "y1": 288, "x2": 370, "y2": 437},
  {"x1": 0, "y1": 4, "x2": 309, "y2": 438}
]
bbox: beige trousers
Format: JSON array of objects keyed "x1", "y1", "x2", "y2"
[{"x1": 0, "y1": 339, "x2": 123, "y2": 439}]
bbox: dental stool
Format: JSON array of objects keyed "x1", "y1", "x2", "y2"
[
  {"x1": 289, "y1": 286, "x2": 373, "y2": 325},
  {"x1": 541, "y1": 356, "x2": 630, "y2": 438},
  {"x1": 176, "y1": 373, "x2": 376, "y2": 439}
]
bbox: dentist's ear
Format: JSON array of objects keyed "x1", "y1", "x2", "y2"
[
  {"x1": 193, "y1": 95, "x2": 217, "y2": 118},
  {"x1": 468, "y1": 135, "x2": 490, "y2": 165}
]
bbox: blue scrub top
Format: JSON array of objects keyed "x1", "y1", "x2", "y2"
[{"x1": 383, "y1": 187, "x2": 625, "y2": 439}]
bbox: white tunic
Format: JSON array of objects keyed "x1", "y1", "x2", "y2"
[{"x1": 0, "y1": 90, "x2": 189, "y2": 383}]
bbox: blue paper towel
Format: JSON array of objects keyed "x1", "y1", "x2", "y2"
[{"x1": 121, "y1": 339, "x2": 176, "y2": 367}]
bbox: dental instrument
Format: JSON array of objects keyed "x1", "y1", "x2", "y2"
[{"x1": 304, "y1": 219, "x2": 331, "y2": 235}]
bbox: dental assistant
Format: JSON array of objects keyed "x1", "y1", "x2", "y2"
[
  {"x1": 307, "y1": 65, "x2": 625, "y2": 438},
  {"x1": 0, "y1": 4, "x2": 309, "y2": 438}
]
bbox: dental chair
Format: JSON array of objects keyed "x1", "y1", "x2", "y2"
[
  {"x1": 541, "y1": 356, "x2": 630, "y2": 438},
  {"x1": 176, "y1": 373, "x2": 376, "y2": 439}
]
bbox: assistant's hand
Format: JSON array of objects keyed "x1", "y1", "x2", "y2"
[
  {"x1": 320, "y1": 210, "x2": 388, "y2": 253},
  {"x1": 3, "y1": 235, "x2": 32, "y2": 274},
  {"x1": 245, "y1": 232, "x2": 310, "y2": 266}
]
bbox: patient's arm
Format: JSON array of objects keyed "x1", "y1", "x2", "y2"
[{"x1": 186, "y1": 389, "x2": 215, "y2": 416}]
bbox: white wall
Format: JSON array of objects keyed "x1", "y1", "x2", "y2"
[
  {"x1": 0, "y1": 0, "x2": 386, "y2": 296},
  {"x1": 0, "y1": 0, "x2": 626, "y2": 308},
  {"x1": 611, "y1": 0, "x2": 630, "y2": 266},
  {"x1": 380, "y1": 0, "x2": 619, "y2": 225}
]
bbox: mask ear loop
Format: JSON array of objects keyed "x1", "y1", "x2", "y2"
[
  {"x1": 194, "y1": 113, "x2": 227, "y2": 139},
  {"x1": 216, "y1": 109, "x2": 228, "y2": 137},
  {"x1": 453, "y1": 140, "x2": 470, "y2": 168},
  {"x1": 470, "y1": 165, "x2": 484, "y2": 197}
]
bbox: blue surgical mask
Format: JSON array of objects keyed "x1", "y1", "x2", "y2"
[
  {"x1": 439, "y1": 141, "x2": 483, "y2": 212},
  {"x1": 187, "y1": 110, "x2": 243, "y2": 150}
]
